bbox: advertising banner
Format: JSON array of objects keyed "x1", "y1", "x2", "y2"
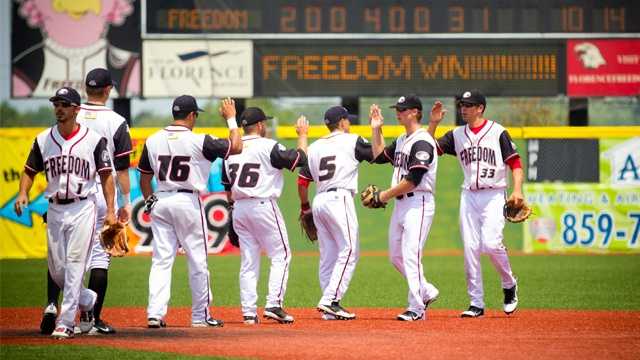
[
  {"x1": 524, "y1": 138, "x2": 640, "y2": 253},
  {"x1": 142, "y1": 40, "x2": 253, "y2": 98},
  {"x1": 567, "y1": 39, "x2": 640, "y2": 97}
]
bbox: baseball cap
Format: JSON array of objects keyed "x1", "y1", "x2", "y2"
[
  {"x1": 172, "y1": 95, "x2": 204, "y2": 115},
  {"x1": 390, "y1": 95, "x2": 422, "y2": 111},
  {"x1": 324, "y1": 106, "x2": 357, "y2": 125},
  {"x1": 85, "y1": 68, "x2": 116, "y2": 88},
  {"x1": 239, "y1": 107, "x2": 273, "y2": 127},
  {"x1": 458, "y1": 90, "x2": 486, "y2": 106},
  {"x1": 49, "y1": 87, "x2": 81, "y2": 106}
]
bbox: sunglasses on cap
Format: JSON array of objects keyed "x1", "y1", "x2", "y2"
[{"x1": 53, "y1": 101, "x2": 73, "y2": 108}]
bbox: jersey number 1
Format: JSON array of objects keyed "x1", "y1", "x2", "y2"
[{"x1": 157, "y1": 155, "x2": 191, "y2": 181}]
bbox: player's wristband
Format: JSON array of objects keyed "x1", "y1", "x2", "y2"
[
  {"x1": 117, "y1": 192, "x2": 131, "y2": 208},
  {"x1": 226, "y1": 117, "x2": 238, "y2": 130}
]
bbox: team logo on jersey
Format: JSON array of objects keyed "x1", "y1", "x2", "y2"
[
  {"x1": 462, "y1": 91, "x2": 471, "y2": 98},
  {"x1": 415, "y1": 151, "x2": 430, "y2": 161},
  {"x1": 101, "y1": 149, "x2": 110, "y2": 162},
  {"x1": 277, "y1": 143, "x2": 286, "y2": 151}
]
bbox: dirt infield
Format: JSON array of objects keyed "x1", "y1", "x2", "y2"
[{"x1": 1, "y1": 307, "x2": 639, "y2": 359}]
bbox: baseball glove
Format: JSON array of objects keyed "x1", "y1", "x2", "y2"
[
  {"x1": 503, "y1": 199, "x2": 532, "y2": 223},
  {"x1": 100, "y1": 221, "x2": 129, "y2": 257},
  {"x1": 360, "y1": 184, "x2": 386, "y2": 209},
  {"x1": 299, "y1": 206, "x2": 317, "y2": 242},
  {"x1": 227, "y1": 204, "x2": 239, "y2": 247}
]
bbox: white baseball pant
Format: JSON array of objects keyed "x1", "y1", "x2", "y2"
[
  {"x1": 47, "y1": 197, "x2": 98, "y2": 329},
  {"x1": 388, "y1": 192, "x2": 439, "y2": 316},
  {"x1": 313, "y1": 189, "x2": 359, "y2": 306},
  {"x1": 233, "y1": 198, "x2": 291, "y2": 317},
  {"x1": 147, "y1": 191, "x2": 212, "y2": 323},
  {"x1": 460, "y1": 188, "x2": 517, "y2": 309},
  {"x1": 87, "y1": 188, "x2": 111, "y2": 270}
]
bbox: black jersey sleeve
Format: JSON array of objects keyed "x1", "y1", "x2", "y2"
[
  {"x1": 137, "y1": 144, "x2": 154, "y2": 174},
  {"x1": 203, "y1": 135, "x2": 231, "y2": 161},
  {"x1": 93, "y1": 137, "x2": 112, "y2": 172},
  {"x1": 404, "y1": 167, "x2": 428, "y2": 186},
  {"x1": 355, "y1": 136, "x2": 374, "y2": 162},
  {"x1": 299, "y1": 164, "x2": 313, "y2": 180},
  {"x1": 499, "y1": 130, "x2": 520, "y2": 162},
  {"x1": 270, "y1": 143, "x2": 308, "y2": 171},
  {"x1": 436, "y1": 130, "x2": 456, "y2": 156},
  {"x1": 407, "y1": 140, "x2": 435, "y2": 170},
  {"x1": 24, "y1": 139, "x2": 44, "y2": 175},
  {"x1": 372, "y1": 139, "x2": 397, "y2": 164},
  {"x1": 112, "y1": 121, "x2": 132, "y2": 171},
  {"x1": 221, "y1": 160, "x2": 232, "y2": 191}
]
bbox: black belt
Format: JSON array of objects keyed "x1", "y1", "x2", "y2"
[
  {"x1": 326, "y1": 188, "x2": 337, "y2": 192},
  {"x1": 49, "y1": 196, "x2": 87, "y2": 205},
  {"x1": 396, "y1": 192, "x2": 415, "y2": 200},
  {"x1": 160, "y1": 189, "x2": 195, "y2": 194}
]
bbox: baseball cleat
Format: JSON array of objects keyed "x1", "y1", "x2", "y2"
[
  {"x1": 192, "y1": 317, "x2": 224, "y2": 328},
  {"x1": 396, "y1": 310, "x2": 424, "y2": 321},
  {"x1": 424, "y1": 289, "x2": 440, "y2": 310},
  {"x1": 321, "y1": 313, "x2": 337, "y2": 320},
  {"x1": 79, "y1": 311, "x2": 94, "y2": 333},
  {"x1": 88, "y1": 319, "x2": 116, "y2": 335},
  {"x1": 51, "y1": 326, "x2": 74, "y2": 339},
  {"x1": 147, "y1": 318, "x2": 166, "y2": 328},
  {"x1": 243, "y1": 315, "x2": 259, "y2": 325},
  {"x1": 503, "y1": 285, "x2": 518, "y2": 315},
  {"x1": 263, "y1": 307, "x2": 294, "y2": 324},
  {"x1": 317, "y1": 301, "x2": 356, "y2": 320},
  {"x1": 40, "y1": 303, "x2": 57, "y2": 335},
  {"x1": 461, "y1": 306, "x2": 485, "y2": 318}
]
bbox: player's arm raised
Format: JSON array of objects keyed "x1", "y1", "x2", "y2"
[
  {"x1": 369, "y1": 104, "x2": 385, "y2": 159},
  {"x1": 219, "y1": 97, "x2": 242, "y2": 155},
  {"x1": 295, "y1": 115, "x2": 309, "y2": 154},
  {"x1": 426, "y1": 101, "x2": 446, "y2": 138}
]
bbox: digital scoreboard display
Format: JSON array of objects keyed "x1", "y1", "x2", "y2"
[
  {"x1": 144, "y1": 0, "x2": 638, "y2": 37},
  {"x1": 254, "y1": 41, "x2": 563, "y2": 96}
]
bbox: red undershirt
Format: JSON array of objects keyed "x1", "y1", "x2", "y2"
[
  {"x1": 62, "y1": 124, "x2": 81, "y2": 140},
  {"x1": 470, "y1": 119, "x2": 522, "y2": 170}
]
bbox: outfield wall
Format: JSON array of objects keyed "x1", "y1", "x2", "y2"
[{"x1": 1, "y1": 126, "x2": 638, "y2": 258}]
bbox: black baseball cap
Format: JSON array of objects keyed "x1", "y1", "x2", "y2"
[
  {"x1": 239, "y1": 107, "x2": 273, "y2": 126},
  {"x1": 49, "y1": 87, "x2": 81, "y2": 106},
  {"x1": 324, "y1": 106, "x2": 357, "y2": 125},
  {"x1": 85, "y1": 68, "x2": 116, "y2": 88},
  {"x1": 172, "y1": 95, "x2": 204, "y2": 116},
  {"x1": 458, "y1": 90, "x2": 486, "y2": 106},
  {"x1": 390, "y1": 95, "x2": 422, "y2": 111}
]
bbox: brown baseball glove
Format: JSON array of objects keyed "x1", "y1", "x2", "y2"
[
  {"x1": 299, "y1": 203, "x2": 317, "y2": 242},
  {"x1": 503, "y1": 199, "x2": 532, "y2": 223},
  {"x1": 100, "y1": 221, "x2": 129, "y2": 257},
  {"x1": 360, "y1": 184, "x2": 386, "y2": 209}
]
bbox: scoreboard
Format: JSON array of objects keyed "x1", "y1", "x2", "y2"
[
  {"x1": 141, "y1": 0, "x2": 639, "y2": 97},
  {"x1": 144, "y1": 0, "x2": 638, "y2": 37}
]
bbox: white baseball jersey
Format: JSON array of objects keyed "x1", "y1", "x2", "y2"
[
  {"x1": 376, "y1": 128, "x2": 438, "y2": 193},
  {"x1": 77, "y1": 104, "x2": 132, "y2": 176},
  {"x1": 436, "y1": 120, "x2": 519, "y2": 190},
  {"x1": 137, "y1": 125, "x2": 230, "y2": 192},
  {"x1": 222, "y1": 135, "x2": 306, "y2": 199},
  {"x1": 25, "y1": 125, "x2": 112, "y2": 199},
  {"x1": 299, "y1": 132, "x2": 373, "y2": 193}
]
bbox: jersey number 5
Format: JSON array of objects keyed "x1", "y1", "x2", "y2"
[
  {"x1": 318, "y1": 156, "x2": 336, "y2": 181},
  {"x1": 157, "y1": 155, "x2": 191, "y2": 181},
  {"x1": 228, "y1": 163, "x2": 260, "y2": 188}
]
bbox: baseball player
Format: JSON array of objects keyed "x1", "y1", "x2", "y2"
[
  {"x1": 41, "y1": 69, "x2": 132, "y2": 335},
  {"x1": 297, "y1": 106, "x2": 374, "y2": 320},
  {"x1": 431, "y1": 90, "x2": 520, "y2": 318},
  {"x1": 138, "y1": 96, "x2": 242, "y2": 328},
  {"x1": 369, "y1": 95, "x2": 446, "y2": 321},
  {"x1": 15, "y1": 87, "x2": 116, "y2": 339},
  {"x1": 222, "y1": 107, "x2": 308, "y2": 325}
]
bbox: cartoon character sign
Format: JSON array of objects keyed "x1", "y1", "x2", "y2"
[{"x1": 11, "y1": 0, "x2": 140, "y2": 98}]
